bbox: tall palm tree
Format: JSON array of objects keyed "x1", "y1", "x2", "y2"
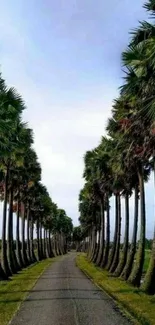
[
  {"x1": 0, "y1": 71, "x2": 73, "y2": 281},
  {"x1": 0, "y1": 88, "x2": 25, "y2": 277}
]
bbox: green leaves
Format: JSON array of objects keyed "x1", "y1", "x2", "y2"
[
  {"x1": 144, "y1": 0, "x2": 155, "y2": 15},
  {"x1": 0, "y1": 72, "x2": 72, "y2": 237},
  {"x1": 79, "y1": 1, "x2": 155, "y2": 233}
]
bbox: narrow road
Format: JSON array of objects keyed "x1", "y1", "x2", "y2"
[{"x1": 11, "y1": 253, "x2": 131, "y2": 325}]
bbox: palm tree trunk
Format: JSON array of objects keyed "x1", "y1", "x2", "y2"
[
  {"x1": 47, "y1": 231, "x2": 52, "y2": 257},
  {"x1": 64, "y1": 235, "x2": 68, "y2": 254},
  {"x1": 36, "y1": 219, "x2": 41, "y2": 261},
  {"x1": 57, "y1": 233, "x2": 62, "y2": 255},
  {"x1": 48, "y1": 231, "x2": 54, "y2": 257},
  {"x1": 106, "y1": 194, "x2": 118, "y2": 270},
  {"x1": 141, "y1": 228, "x2": 155, "y2": 294},
  {"x1": 0, "y1": 262, "x2": 7, "y2": 280},
  {"x1": 110, "y1": 193, "x2": 121, "y2": 273},
  {"x1": 62, "y1": 233, "x2": 66, "y2": 254},
  {"x1": 7, "y1": 186, "x2": 17, "y2": 274},
  {"x1": 82, "y1": 237, "x2": 86, "y2": 252},
  {"x1": 63, "y1": 234, "x2": 67, "y2": 254},
  {"x1": 16, "y1": 197, "x2": 23, "y2": 268},
  {"x1": 46, "y1": 230, "x2": 49, "y2": 256},
  {"x1": 93, "y1": 223, "x2": 101, "y2": 263},
  {"x1": 141, "y1": 161, "x2": 155, "y2": 294},
  {"x1": 89, "y1": 226, "x2": 95, "y2": 261},
  {"x1": 87, "y1": 230, "x2": 91, "y2": 257},
  {"x1": 53, "y1": 235, "x2": 57, "y2": 256},
  {"x1": 59, "y1": 233, "x2": 64, "y2": 255},
  {"x1": 96, "y1": 197, "x2": 105, "y2": 266},
  {"x1": 128, "y1": 167, "x2": 146, "y2": 287},
  {"x1": 39, "y1": 222, "x2": 44, "y2": 259},
  {"x1": 1, "y1": 166, "x2": 11, "y2": 277},
  {"x1": 114, "y1": 193, "x2": 129, "y2": 277},
  {"x1": 55, "y1": 233, "x2": 58, "y2": 255},
  {"x1": 30, "y1": 213, "x2": 36, "y2": 262},
  {"x1": 92, "y1": 228, "x2": 97, "y2": 261},
  {"x1": 121, "y1": 185, "x2": 139, "y2": 280},
  {"x1": 45, "y1": 229, "x2": 49, "y2": 258},
  {"x1": 44, "y1": 228, "x2": 49, "y2": 258},
  {"x1": 26, "y1": 206, "x2": 31, "y2": 263},
  {"x1": 60, "y1": 234, "x2": 64, "y2": 254},
  {"x1": 90, "y1": 226, "x2": 97, "y2": 262},
  {"x1": 101, "y1": 196, "x2": 110, "y2": 268},
  {"x1": 57, "y1": 233, "x2": 61, "y2": 255},
  {"x1": 43, "y1": 228, "x2": 46, "y2": 257},
  {"x1": 21, "y1": 203, "x2": 29, "y2": 266},
  {"x1": 88, "y1": 228, "x2": 93, "y2": 259}
]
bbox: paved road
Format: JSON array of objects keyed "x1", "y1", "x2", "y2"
[{"x1": 11, "y1": 253, "x2": 131, "y2": 325}]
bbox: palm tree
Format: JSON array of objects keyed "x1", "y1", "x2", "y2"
[
  {"x1": 82, "y1": 140, "x2": 113, "y2": 266},
  {"x1": 79, "y1": 183, "x2": 98, "y2": 260},
  {"x1": 7, "y1": 179, "x2": 19, "y2": 274},
  {"x1": 0, "y1": 88, "x2": 25, "y2": 277},
  {"x1": 121, "y1": 1, "x2": 155, "y2": 291},
  {"x1": 0, "y1": 71, "x2": 73, "y2": 281},
  {"x1": 6, "y1": 123, "x2": 33, "y2": 273},
  {"x1": 77, "y1": 0, "x2": 155, "y2": 295}
]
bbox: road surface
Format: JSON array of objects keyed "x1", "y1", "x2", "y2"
[{"x1": 11, "y1": 253, "x2": 131, "y2": 325}]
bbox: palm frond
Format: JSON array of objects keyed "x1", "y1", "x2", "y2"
[{"x1": 144, "y1": 0, "x2": 155, "y2": 16}]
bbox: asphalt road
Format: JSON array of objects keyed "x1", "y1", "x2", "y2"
[{"x1": 11, "y1": 253, "x2": 131, "y2": 325}]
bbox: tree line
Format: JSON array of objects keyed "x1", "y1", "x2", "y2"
[
  {"x1": 78, "y1": 0, "x2": 155, "y2": 295},
  {"x1": 0, "y1": 73, "x2": 73, "y2": 280}
]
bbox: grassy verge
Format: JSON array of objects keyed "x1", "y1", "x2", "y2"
[
  {"x1": 76, "y1": 254, "x2": 155, "y2": 325},
  {"x1": 0, "y1": 258, "x2": 55, "y2": 325}
]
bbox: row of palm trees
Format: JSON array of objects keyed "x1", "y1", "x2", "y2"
[
  {"x1": 0, "y1": 73, "x2": 73, "y2": 280},
  {"x1": 78, "y1": 0, "x2": 155, "y2": 295}
]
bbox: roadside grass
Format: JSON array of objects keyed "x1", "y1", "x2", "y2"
[
  {"x1": 0, "y1": 258, "x2": 54, "y2": 325},
  {"x1": 76, "y1": 254, "x2": 155, "y2": 325}
]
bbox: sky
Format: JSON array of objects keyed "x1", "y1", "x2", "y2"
[{"x1": 0, "y1": 0, "x2": 154, "y2": 239}]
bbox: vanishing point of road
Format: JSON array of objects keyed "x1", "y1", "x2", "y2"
[{"x1": 11, "y1": 253, "x2": 131, "y2": 325}]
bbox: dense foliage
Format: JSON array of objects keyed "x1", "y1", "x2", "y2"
[
  {"x1": 78, "y1": 0, "x2": 155, "y2": 295},
  {"x1": 0, "y1": 73, "x2": 73, "y2": 280}
]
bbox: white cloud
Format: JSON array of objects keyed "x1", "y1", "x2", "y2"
[
  {"x1": 29, "y1": 101, "x2": 111, "y2": 224},
  {"x1": 0, "y1": 0, "x2": 154, "y2": 237}
]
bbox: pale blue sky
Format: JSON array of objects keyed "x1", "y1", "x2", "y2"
[{"x1": 0, "y1": 0, "x2": 154, "y2": 238}]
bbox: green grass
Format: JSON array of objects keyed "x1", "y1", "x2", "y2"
[
  {"x1": 76, "y1": 254, "x2": 155, "y2": 325},
  {"x1": 0, "y1": 258, "x2": 55, "y2": 325}
]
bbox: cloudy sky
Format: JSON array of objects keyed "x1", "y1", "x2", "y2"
[{"x1": 0, "y1": 0, "x2": 154, "y2": 238}]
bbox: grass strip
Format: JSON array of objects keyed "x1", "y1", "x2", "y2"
[
  {"x1": 0, "y1": 258, "x2": 55, "y2": 325},
  {"x1": 76, "y1": 254, "x2": 155, "y2": 325}
]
